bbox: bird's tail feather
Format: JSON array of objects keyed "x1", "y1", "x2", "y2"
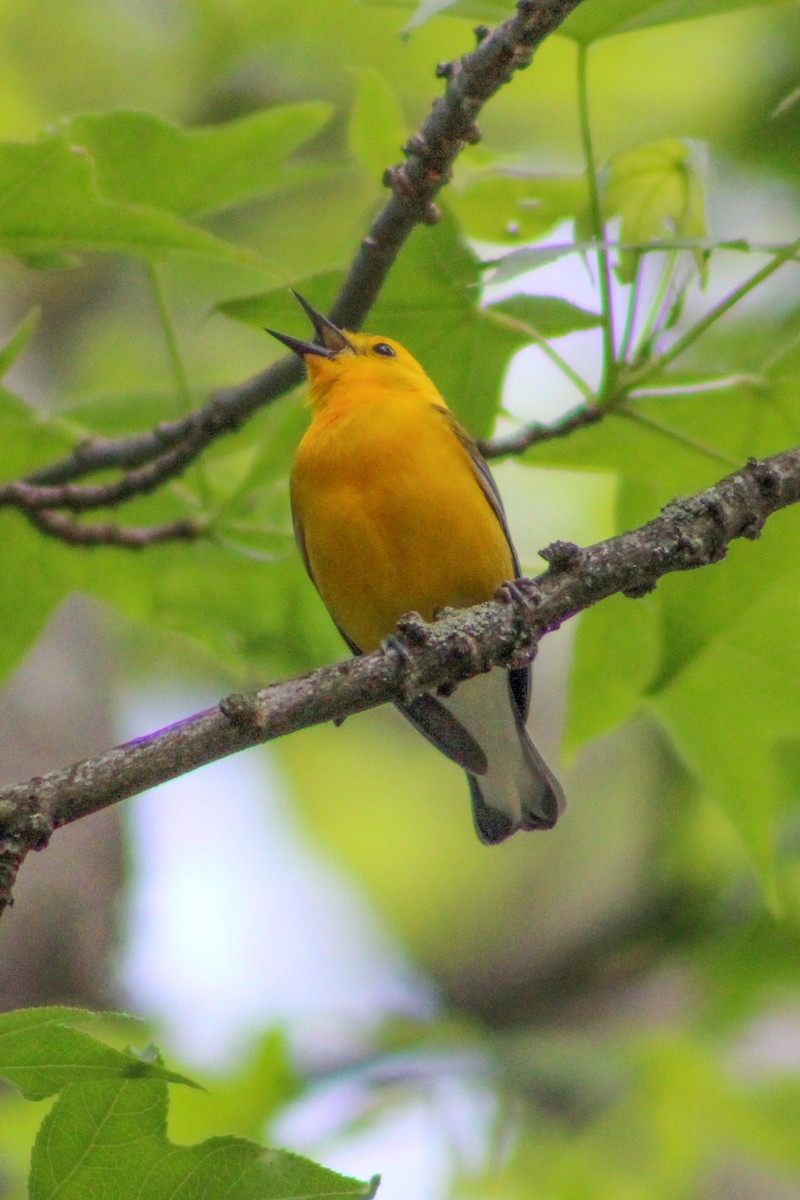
[
  {"x1": 468, "y1": 724, "x2": 563, "y2": 845},
  {"x1": 444, "y1": 670, "x2": 565, "y2": 845}
]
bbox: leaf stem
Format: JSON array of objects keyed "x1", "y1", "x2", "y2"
[
  {"x1": 641, "y1": 240, "x2": 800, "y2": 381},
  {"x1": 628, "y1": 374, "x2": 764, "y2": 400},
  {"x1": 576, "y1": 42, "x2": 615, "y2": 396},
  {"x1": 147, "y1": 261, "x2": 210, "y2": 504},
  {"x1": 148, "y1": 262, "x2": 193, "y2": 414},
  {"x1": 618, "y1": 406, "x2": 739, "y2": 467},
  {"x1": 634, "y1": 250, "x2": 678, "y2": 361},
  {"x1": 618, "y1": 258, "x2": 641, "y2": 365},
  {"x1": 485, "y1": 308, "x2": 594, "y2": 400}
]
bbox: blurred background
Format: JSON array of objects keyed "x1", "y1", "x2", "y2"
[{"x1": 1, "y1": 1, "x2": 800, "y2": 1197}]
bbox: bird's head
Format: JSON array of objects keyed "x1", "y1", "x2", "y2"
[{"x1": 267, "y1": 292, "x2": 433, "y2": 404}]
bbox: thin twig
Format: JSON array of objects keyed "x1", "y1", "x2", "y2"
[
  {"x1": 19, "y1": 356, "x2": 304, "y2": 487},
  {"x1": 26, "y1": 509, "x2": 202, "y2": 547},
  {"x1": 478, "y1": 403, "x2": 603, "y2": 458},
  {"x1": 1, "y1": 434, "x2": 217, "y2": 512}
]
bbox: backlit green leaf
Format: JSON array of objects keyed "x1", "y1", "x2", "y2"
[
  {"x1": 562, "y1": 0, "x2": 793, "y2": 43},
  {"x1": 0, "y1": 132, "x2": 255, "y2": 263},
  {"x1": 348, "y1": 69, "x2": 408, "y2": 180},
  {"x1": 64, "y1": 105, "x2": 332, "y2": 218},
  {"x1": 651, "y1": 568, "x2": 800, "y2": 884},
  {"x1": 31, "y1": 1072, "x2": 378, "y2": 1200},
  {"x1": 0, "y1": 308, "x2": 39, "y2": 378},
  {"x1": 601, "y1": 138, "x2": 707, "y2": 281},
  {"x1": 487, "y1": 293, "x2": 602, "y2": 338},
  {"x1": 0, "y1": 1008, "x2": 377, "y2": 1200},
  {"x1": 450, "y1": 172, "x2": 585, "y2": 244},
  {"x1": 0, "y1": 1007, "x2": 193, "y2": 1101},
  {"x1": 566, "y1": 587, "x2": 662, "y2": 754}
]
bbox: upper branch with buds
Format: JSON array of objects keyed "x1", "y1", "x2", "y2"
[{"x1": 0, "y1": 0, "x2": 585, "y2": 547}]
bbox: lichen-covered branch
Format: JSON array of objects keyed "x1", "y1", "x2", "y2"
[
  {"x1": 0, "y1": 0, "x2": 585, "y2": 547},
  {"x1": 2, "y1": 446, "x2": 799, "y2": 917}
]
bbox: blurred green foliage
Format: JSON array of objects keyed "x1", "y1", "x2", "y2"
[
  {"x1": 0, "y1": 0, "x2": 799, "y2": 1198},
  {"x1": 0, "y1": 1010, "x2": 374, "y2": 1200}
]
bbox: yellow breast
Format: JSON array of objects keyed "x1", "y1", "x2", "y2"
[{"x1": 291, "y1": 385, "x2": 513, "y2": 653}]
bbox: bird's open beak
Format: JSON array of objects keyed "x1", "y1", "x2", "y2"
[{"x1": 266, "y1": 291, "x2": 353, "y2": 359}]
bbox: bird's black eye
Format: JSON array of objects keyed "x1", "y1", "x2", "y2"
[{"x1": 373, "y1": 342, "x2": 396, "y2": 357}]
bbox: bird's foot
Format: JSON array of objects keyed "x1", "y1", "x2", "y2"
[
  {"x1": 495, "y1": 578, "x2": 541, "y2": 670},
  {"x1": 382, "y1": 616, "x2": 426, "y2": 704}
]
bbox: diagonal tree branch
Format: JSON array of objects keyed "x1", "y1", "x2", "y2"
[
  {"x1": 2, "y1": 447, "x2": 799, "y2": 917},
  {"x1": 0, "y1": 0, "x2": 585, "y2": 548}
]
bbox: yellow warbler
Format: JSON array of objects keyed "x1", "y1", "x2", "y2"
[{"x1": 269, "y1": 293, "x2": 564, "y2": 844}]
